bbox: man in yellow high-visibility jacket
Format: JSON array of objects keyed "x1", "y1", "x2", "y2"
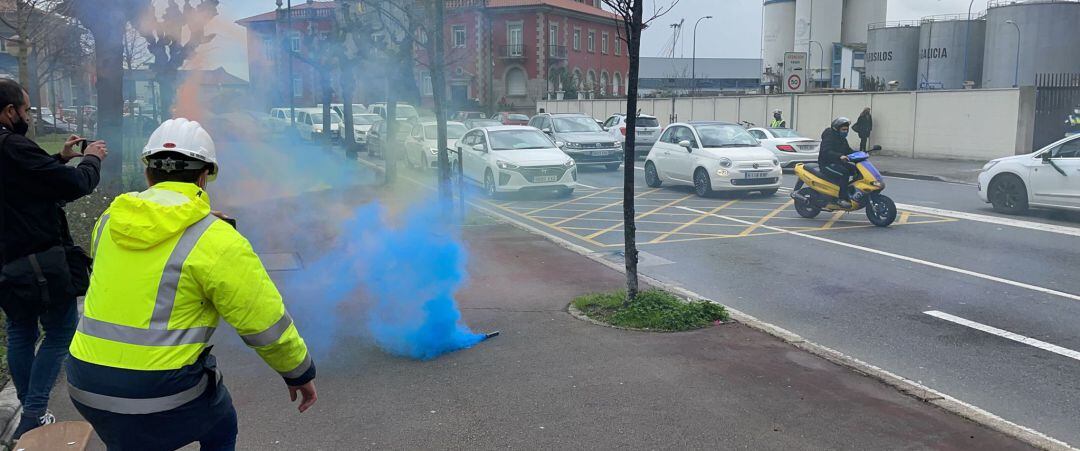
[{"x1": 66, "y1": 118, "x2": 317, "y2": 450}]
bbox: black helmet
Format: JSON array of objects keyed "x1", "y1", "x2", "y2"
[{"x1": 831, "y1": 117, "x2": 851, "y2": 130}]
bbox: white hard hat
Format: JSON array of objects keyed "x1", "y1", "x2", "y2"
[{"x1": 142, "y1": 118, "x2": 218, "y2": 180}]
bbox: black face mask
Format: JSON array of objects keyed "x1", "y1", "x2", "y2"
[{"x1": 7, "y1": 110, "x2": 28, "y2": 136}]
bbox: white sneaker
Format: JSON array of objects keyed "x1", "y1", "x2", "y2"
[{"x1": 38, "y1": 410, "x2": 56, "y2": 426}]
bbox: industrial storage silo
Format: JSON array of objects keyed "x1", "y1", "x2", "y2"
[
  {"x1": 865, "y1": 21, "x2": 921, "y2": 91},
  {"x1": 983, "y1": 0, "x2": 1080, "y2": 88},
  {"x1": 842, "y1": 0, "x2": 887, "y2": 45},
  {"x1": 794, "y1": 0, "x2": 843, "y2": 86},
  {"x1": 917, "y1": 15, "x2": 986, "y2": 90},
  {"x1": 762, "y1": 0, "x2": 797, "y2": 74}
]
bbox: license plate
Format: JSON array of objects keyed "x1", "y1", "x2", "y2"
[
  {"x1": 533, "y1": 176, "x2": 558, "y2": 183},
  {"x1": 593, "y1": 150, "x2": 612, "y2": 156},
  {"x1": 744, "y1": 171, "x2": 770, "y2": 179},
  {"x1": 638, "y1": 130, "x2": 652, "y2": 135}
]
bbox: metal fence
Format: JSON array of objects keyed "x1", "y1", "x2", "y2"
[{"x1": 1034, "y1": 73, "x2": 1080, "y2": 148}]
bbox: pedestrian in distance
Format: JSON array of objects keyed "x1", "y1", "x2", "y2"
[
  {"x1": 853, "y1": 107, "x2": 873, "y2": 152},
  {"x1": 770, "y1": 109, "x2": 787, "y2": 128},
  {"x1": 66, "y1": 118, "x2": 317, "y2": 450},
  {"x1": 0, "y1": 78, "x2": 108, "y2": 438},
  {"x1": 1066, "y1": 106, "x2": 1080, "y2": 137}
]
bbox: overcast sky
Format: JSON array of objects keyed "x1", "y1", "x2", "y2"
[{"x1": 185, "y1": 0, "x2": 982, "y2": 80}]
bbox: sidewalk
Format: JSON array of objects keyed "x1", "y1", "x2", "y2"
[
  {"x1": 872, "y1": 155, "x2": 987, "y2": 185},
  {"x1": 39, "y1": 213, "x2": 1033, "y2": 449}
]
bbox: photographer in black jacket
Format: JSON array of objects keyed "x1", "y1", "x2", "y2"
[{"x1": 0, "y1": 78, "x2": 108, "y2": 437}]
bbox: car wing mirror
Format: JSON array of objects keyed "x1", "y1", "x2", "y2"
[
  {"x1": 472, "y1": 144, "x2": 486, "y2": 152},
  {"x1": 678, "y1": 140, "x2": 693, "y2": 151},
  {"x1": 1041, "y1": 151, "x2": 1052, "y2": 162},
  {"x1": 541, "y1": 128, "x2": 552, "y2": 134}
]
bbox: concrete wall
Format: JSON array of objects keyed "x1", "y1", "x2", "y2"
[{"x1": 537, "y1": 88, "x2": 1037, "y2": 161}]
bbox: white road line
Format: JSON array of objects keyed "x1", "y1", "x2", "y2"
[
  {"x1": 924, "y1": 310, "x2": 1080, "y2": 362},
  {"x1": 575, "y1": 182, "x2": 600, "y2": 189},
  {"x1": 676, "y1": 205, "x2": 1080, "y2": 303},
  {"x1": 634, "y1": 166, "x2": 645, "y2": 171},
  {"x1": 896, "y1": 203, "x2": 1080, "y2": 238}
]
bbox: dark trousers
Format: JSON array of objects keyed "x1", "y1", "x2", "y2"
[
  {"x1": 823, "y1": 163, "x2": 855, "y2": 200},
  {"x1": 859, "y1": 136, "x2": 869, "y2": 152},
  {"x1": 4, "y1": 300, "x2": 77, "y2": 418},
  {"x1": 73, "y1": 379, "x2": 238, "y2": 451}
]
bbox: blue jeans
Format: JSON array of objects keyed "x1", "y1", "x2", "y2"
[{"x1": 5, "y1": 300, "x2": 78, "y2": 417}]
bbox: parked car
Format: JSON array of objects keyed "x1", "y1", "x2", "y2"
[
  {"x1": 294, "y1": 108, "x2": 343, "y2": 141},
  {"x1": 602, "y1": 113, "x2": 661, "y2": 158},
  {"x1": 370, "y1": 102, "x2": 420, "y2": 123},
  {"x1": 367, "y1": 117, "x2": 413, "y2": 157},
  {"x1": 978, "y1": 133, "x2": 1080, "y2": 214},
  {"x1": 352, "y1": 113, "x2": 382, "y2": 147},
  {"x1": 32, "y1": 107, "x2": 76, "y2": 134},
  {"x1": 405, "y1": 121, "x2": 468, "y2": 170},
  {"x1": 320, "y1": 103, "x2": 367, "y2": 118},
  {"x1": 464, "y1": 118, "x2": 503, "y2": 129},
  {"x1": 268, "y1": 108, "x2": 295, "y2": 134},
  {"x1": 492, "y1": 112, "x2": 530, "y2": 126},
  {"x1": 457, "y1": 125, "x2": 577, "y2": 198},
  {"x1": 746, "y1": 127, "x2": 820, "y2": 169},
  {"x1": 528, "y1": 112, "x2": 623, "y2": 171},
  {"x1": 452, "y1": 111, "x2": 486, "y2": 121},
  {"x1": 644, "y1": 121, "x2": 782, "y2": 197}
]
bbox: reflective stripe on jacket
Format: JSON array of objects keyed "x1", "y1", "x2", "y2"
[
  {"x1": 770, "y1": 119, "x2": 786, "y2": 128},
  {"x1": 69, "y1": 182, "x2": 311, "y2": 412}
]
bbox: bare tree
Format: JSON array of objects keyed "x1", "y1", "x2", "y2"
[
  {"x1": 122, "y1": 24, "x2": 151, "y2": 70},
  {"x1": 139, "y1": 0, "x2": 219, "y2": 119},
  {"x1": 0, "y1": 0, "x2": 66, "y2": 96},
  {"x1": 601, "y1": 0, "x2": 680, "y2": 303},
  {"x1": 63, "y1": 0, "x2": 145, "y2": 191}
]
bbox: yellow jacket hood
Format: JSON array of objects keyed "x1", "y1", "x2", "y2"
[{"x1": 107, "y1": 182, "x2": 212, "y2": 250}]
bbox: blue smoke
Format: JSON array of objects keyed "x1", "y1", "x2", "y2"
[{"x1": 284, "y1": 200, "x2": 484, "y2": 360}]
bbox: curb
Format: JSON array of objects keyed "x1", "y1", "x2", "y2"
[
  {"x1": 468, "y1": 201, "x2": 1075, "y2": 451},
  {"x1": 879, "y1": 170, "x2": 978, "y2": 186},
  {"x1": 0, "y1": 381, "x2": 21, "y2": 446},
  {"x1": 357, "y1": 155, "x2": 1074, "y2": 450}
]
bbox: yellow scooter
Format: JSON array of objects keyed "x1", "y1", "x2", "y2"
[{"x1": 790, "y1": 147, "x2": 897, "y2": 227}]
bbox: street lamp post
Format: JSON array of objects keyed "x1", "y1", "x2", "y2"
[
  {"x1": 691, "y1": 15, "x2": 712, "y2": 97},
  {"x1": 276, "y1": 0, "x2": 295, "y2": 126},
  {"x1": 1005, "y1": 19, "x2": 1021, "y2": 88},
  {"x1": 963, "y1": 0, "x2": 976, "y2": 87},
  {"x1": 809, "y1": 40, "x2": 824, "y2": 90}
]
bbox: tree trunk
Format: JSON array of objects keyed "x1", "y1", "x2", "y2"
[
  {"x1": 622, "y1": 0, "x2": 644, "y2": 305},
  {"x1": 156, "y1": 71, "x2": 177, "y2": 120},
  {"x1": 341, "y1": 65, "x2": 357, "y2": 160},
  {"x1": 17, "y1": 41, "x2": 36, "y2": 138},
  {"x1": 320, "y1": 73, "x2": 332, "y2": 148},
  {"x1": 384, "y1": 78, "x2": 398, "y2": 185},
  {"x1": 91, "y1": 27, "x2": 126, "y2": 192},
  {"x1": 431, "y1": 0, "x2": 453, "y2": 219}
]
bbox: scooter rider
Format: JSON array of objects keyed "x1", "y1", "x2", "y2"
[{"x1": 819, "y1": 117, "x2": 856, "y2": 208}]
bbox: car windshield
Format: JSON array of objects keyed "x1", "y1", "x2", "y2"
[
  {"x1": 768, "y1": 128, "x2": 804, "y2": 138},
  {"x1": 353, "y1": 115, "x2": 379, "y2": 125},
  {"x1": 508, "y1": 114, "x2": 530, "y2": 121},
  {"x1": 311, "y1": 113, "x2": 342, "y2": 124},
  {"x1": 552, "y1": 116, "x2": 603, "y2": 132},
  {"x1": 695, "y1": 124, "x2": 759, "y2": 148},
  {"x1": 488, "y1": 130, "x2": 555, "y2": 150},
  {"x1": 425, "y1": 124, "x2": 468, "y2": 139},
  {"x1": 471, "y1": 120, "x2": 502, "y2": 128}
]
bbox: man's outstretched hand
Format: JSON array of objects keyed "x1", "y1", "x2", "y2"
[{"x1": 289, "y1": 381, "x2": 317, "y2": 413}]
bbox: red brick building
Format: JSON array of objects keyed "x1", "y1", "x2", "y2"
[
  {"x1": 238, "y1": 0, "x2": 628, "y2": 113},
  {"x1": 420, "y1": 0, "x2": 629, "y2": 112}
]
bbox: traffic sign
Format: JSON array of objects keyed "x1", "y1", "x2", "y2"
[{"x1": 783, "y1": 52, "x2": 807, "y2": 94}]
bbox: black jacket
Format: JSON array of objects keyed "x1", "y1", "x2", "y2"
[
  {"x1": 818, "y1": 127, "x2": 854, "y2": 166},
  {"x1": 853, "y1": 112, "x2": 873, "y2": 138},
  {"x1": 1, "y1": 129, "x2": 101, "y2": 263}
]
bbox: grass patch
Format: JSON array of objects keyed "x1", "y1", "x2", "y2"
[{"x1": 572, "y1": 289, "x2": 729, "y2": 332}]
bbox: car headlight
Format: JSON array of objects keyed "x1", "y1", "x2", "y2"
[
  {"x1": 564, "y1": 142, "x2": 583, "y2": 149},
  {"x1": 429, "y1": 148, "x2": 439, "y2": 155},
  {"x1": 313, "y1": 126, "x2": 323, "y2": 132},
  {"x1": 563, "y1": 159, "x2": 575, "y2": 168},
  {"x1": 496, "y1": 160, "x2": 519, "y2": 170},
  {"x1": 982, "y1": 160, "x2": 1000, "y2": 171},
  {"x1": 718, "y1": 158, "x2": 733, "y2": 168},
  {"x1": 773, "y1": 159, "x2": 780, "y2": 167},
  {"x1": 716, "y1": 168, "x2": 729, "y2": 177}
]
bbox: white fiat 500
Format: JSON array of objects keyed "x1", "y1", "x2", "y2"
[
  {"x1": 458, "y1": 125, "x2": 578, "y2": 198},
  {"x1": 644, "y1": 122, "x2": 782, "y2": 197}
]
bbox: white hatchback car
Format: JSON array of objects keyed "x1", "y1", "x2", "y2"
[
  {"x1": 294, "y1": 108, "x2": 343, "y2": 141},
  {"x1": 645, "y1": 122, "x2": 782, "y2": 197},
  {"x1": 457, "y1": 125, "x2": 577, "y2": 197},
  {"x1": 746, "y1": 127, "x2": 820, "y2": 168},
  {"x1": 978, "y1": 134, "x2": 1080, "y2": 214},
  {"x1": 405, "y1": 121, "x2": 468, "y2": 170}
]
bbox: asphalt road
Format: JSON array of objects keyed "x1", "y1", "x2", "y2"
[{"x1": 393, "y1": 160, "x2": 1080, "y2": 445}]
